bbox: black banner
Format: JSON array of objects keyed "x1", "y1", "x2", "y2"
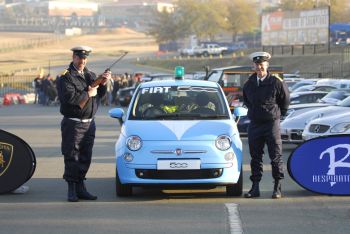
[{"x1": 0, "y1": 129, "x2": 36, "y2": 194}]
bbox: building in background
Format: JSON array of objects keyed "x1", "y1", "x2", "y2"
[{"x1": 0, "y1": 0, "x2": 175, "y2": 33}]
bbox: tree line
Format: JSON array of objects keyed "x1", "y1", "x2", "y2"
[{"x1": 147, "y1": 0, "x2": 350, "y2": 44}]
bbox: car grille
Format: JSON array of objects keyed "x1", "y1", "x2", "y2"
[
  {"x1": 281, "y1": 134, "x2": 289, "y2": 141},
  {"x1": 290, "y1": 129, "x2": 303, "y2": 140},
  {"x1": 135, "y1": 169, "x2": 223, "y2": 180},
  {"x1": 308, "y1": 124, "x2": 330, "y2": 133}
]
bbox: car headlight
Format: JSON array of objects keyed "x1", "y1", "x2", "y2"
[
  {"x1": 126, "y1": 135, "x2": 142, "y2": 151},
  {"x1": 330, "y1": 122, "x2": 350, "y2": 133},
  {"x1": 215, "y1": 135, "x2": 231, "y2": 151}
]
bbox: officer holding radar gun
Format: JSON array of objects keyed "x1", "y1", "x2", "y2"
[
  {"x1": 243, "y1": 52, "x2": 290, "y2": 199},
  {"x1": 57, "y1": 46, "x2": 112, "y2": 202}
]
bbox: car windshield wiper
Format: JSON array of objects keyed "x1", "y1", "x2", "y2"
[
  {"x1": 197, "y1": 114, "x2": 229, "y2": 119},
  {"x1": 144, "y1": 113, "x2": 201, "y2": 120},
  {"x1": 142, "y1": 113, "x2": 229, "y2": 120}
]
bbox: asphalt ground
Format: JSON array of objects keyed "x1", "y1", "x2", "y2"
[{"x1": 1, "y1": 104, "x2": 350, "y2": 234}]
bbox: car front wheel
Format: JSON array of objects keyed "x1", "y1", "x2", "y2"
[
  {"x1": 226, "y1": 166, "x2": 243, "y2": 196},
  {"x1": 116, "y1": 168, "x2": 132, "y2": 197}
]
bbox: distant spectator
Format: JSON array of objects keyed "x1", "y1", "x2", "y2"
[
  {"x1": 33, "y1": 72, "x2": 43, "y2": 104},
  {"x1": 112, "y1": 75, "x2": 121, "y2": 105}
]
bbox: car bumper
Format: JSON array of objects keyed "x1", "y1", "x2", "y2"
[
  {"x1": 117, "y1": 163, "x2": 241, "y2": 186},
  {"x1": 280, "y1": 128, "x2": 305, "y2": 144}
]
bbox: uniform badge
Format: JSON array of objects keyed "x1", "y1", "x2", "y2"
[{"x1": 0, "y1": 142, "x2": 13, "y2": 177}]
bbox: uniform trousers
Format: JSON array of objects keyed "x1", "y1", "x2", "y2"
[
  {"x1": 247, "y1": 120, "x2": 284, "y2": 182},
  {"x1": 61, "y1": 117, "x2": 96, "y2": 182}
]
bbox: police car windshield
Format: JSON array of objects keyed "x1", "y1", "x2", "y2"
[{"x1": 129, "y1": 85, "x2": 230, "y2": 120}]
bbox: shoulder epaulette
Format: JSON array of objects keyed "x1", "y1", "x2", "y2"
[
  {"x1": 61, "y1": 69, "x2": 68, "y2": 76},
  {"x1": 274, "y1": 75, "x2": 283, "y2": 82}
]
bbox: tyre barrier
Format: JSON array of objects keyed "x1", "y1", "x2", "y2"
[
  {"x1": 1, "y1": 93, "x2": 36, "y2": 105},
  {"x1": 3, "y1": 93, "x2": 21, "y2": 105},
  {"x1": 0, "y1": 129, "x2": 36, "y2": 194}
]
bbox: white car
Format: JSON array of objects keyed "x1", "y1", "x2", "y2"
[
  {"x1": 280, "y1": 96, "x2": 350, "y2": 144},
  {"x1": 289, "y1": 79, "x2": 319, "y2": 92},
  {"x1": 289, "y1": 91, "x2": 328, "y2": 105},
  {"x1": 303, "y1": 112, "x2": 350, "y2": 141},
  {"x1": 283, "y1": 102, "x2": 333, "y2": 121}
]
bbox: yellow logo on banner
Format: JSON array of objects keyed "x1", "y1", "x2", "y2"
[{"x1": 0, "y1": 142, "x2": 14, "y2": 177}]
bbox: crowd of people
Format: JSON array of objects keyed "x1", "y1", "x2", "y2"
[
  {"x1": 33, "y1": 73, "x2": 59, "y2": 105},
  {"x1": 33, "y1": 71, "x2": 142, "y2": 106}
]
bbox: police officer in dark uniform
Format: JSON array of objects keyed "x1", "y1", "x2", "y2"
[
  {"x1": 243, "y1": 52, "x2": 290, "y2": 199},
  {"x1": 57, "y1": 45, "x2": 111, "y2": 202}
]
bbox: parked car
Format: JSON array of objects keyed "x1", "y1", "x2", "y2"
[
  {"x1": 290, "y1": 91, "x2": 328, "y2": 105},
  {"x1": 109, "y1": 78, "x2": 246, "y2": 197},
  {"x1": 282, "y1": 102, "x2": 333, "y2": 121},
  {"x1": 284, "y1": 77, "x2": 305, "y2": 92},
  {"x1": 280, "y1": 96, "x2": 350, "y2": 144},
  {"x1": 117, "y1": 74, "x2": 174, "y2": 107},
  {"x1": 289, "y1": 79, "x2": 319, "y2": 92},
  {"x1": 116, "y1": 86, "x2": 136, "y2": 107},
  {"x1": 318, "y1": 89, "x2": 350, "y2": 104},
  {"x1": 219, "y1": 42, "x2": 247, "y2": 54},
  {"x1": 303, "y1": 112, "x2": 350, "y2": 141},
  {"x1": 140, "y1": 73, "x2": 173, "y2": 82},
  {"x1": 292, "y1": 84, "x2": 337, "y2": 93},
  {"x1": 283, "y1": 90, "x2": 350, "y2": 120},
  {"x1": 179, "y1": 43, "x2": 227, "y2": 57},
  {"x1": 316, "y1": 79, "x2": 350, "y2": 89}
]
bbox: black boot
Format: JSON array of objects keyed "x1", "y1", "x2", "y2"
[
  {"x1": 67, "y1": 182, "x2": 79, "y2": 202},
  {"x1": 272, "y1": 180, "x2": 282, "y2": 199},
  {"x1": 76, "y1": 181, "x2": 97, "y2": 200},
  {"x1": 244, "y1": 182, "x2": 260, "y2": 198}
]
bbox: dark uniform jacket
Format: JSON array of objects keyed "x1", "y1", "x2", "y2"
[
  {"x1": 243, "y1": 72, "x2": 290, "y2": 123},
  {"x1": 57, "y1": 62, "x2": 106, "y2": 119}
]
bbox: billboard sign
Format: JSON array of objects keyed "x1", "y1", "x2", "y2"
[
  {"x1": 49, "y1": 1, "x2": 98, "y2": 17},
  {"x1": 288, "y1": 135, "x2": 350, "y2": 195},
  {"x1": 262, "y1": 8, "x2": 329, "y2": 46}
]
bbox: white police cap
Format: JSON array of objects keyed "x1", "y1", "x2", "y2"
[
  {"x1": 71, "y1": 45, "x2": 92, "y2": 58},
  {"x1": 249, "y1": 51, "x2": 271, "y2": 63}
]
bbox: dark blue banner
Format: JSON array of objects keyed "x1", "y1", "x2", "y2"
[{"x1": 288, "y1": 135, "x2": 350, "y2": 195}]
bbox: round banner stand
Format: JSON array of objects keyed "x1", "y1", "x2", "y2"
[
  {"x1": 288, "y1": 134, "x2": 350, "y2": 196},
  {"x1": 0, "y1": 129, "x2": 36, "y2": 194}
]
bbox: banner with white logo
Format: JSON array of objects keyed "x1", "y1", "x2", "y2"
[
  {"x1": 0, "y1": 129, "x2": 36, "y2": 194},
  {"x1": 288, "y1": 135, "x2": 350, "y2": 195}
]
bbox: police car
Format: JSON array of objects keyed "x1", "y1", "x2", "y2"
[{"x1": 109, "y1": 68, "x2": 247, "y2": 197}]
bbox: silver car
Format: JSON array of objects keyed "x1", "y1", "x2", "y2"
[
  {"x1": 303, "y1": 112, "x2": 350, "y2": 141},
  {"x1": 280, "y1": 96, "x2": 350, "y2": 144}
]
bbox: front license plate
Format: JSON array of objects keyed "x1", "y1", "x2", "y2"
[{"x1": 157, "y1": 159, "x2": 201, "y2": 170}]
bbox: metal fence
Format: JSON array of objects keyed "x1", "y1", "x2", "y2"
[{"x1": 0, "y1": 75, "x2": 34, "y2": 97}]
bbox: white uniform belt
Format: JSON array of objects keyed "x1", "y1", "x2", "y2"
[{"x1": 68, "y1": 118, "x2": 93, "y2": 123}]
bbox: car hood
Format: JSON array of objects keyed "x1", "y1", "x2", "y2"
[
  {"x1": 281, "y1": 106, "x2": 350, "y2": 129},
  {"x1": 122, "y1": 120, "x2": 237, "y2": 141},
  {"x1": 306, "y1": 112, "x2": 350, "y2": 126}
]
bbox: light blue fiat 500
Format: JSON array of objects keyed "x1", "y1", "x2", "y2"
[{"x1": 109, "y1": 76, "x2": 246, "y2": 197}]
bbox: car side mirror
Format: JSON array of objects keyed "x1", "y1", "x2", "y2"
[
  {"x1": 218, "y1": 80, "x2": 224, "y2": 87},
  {"x1": 232, "y1": 106, "x2": 247, "y2": 123},
  {"x1": 109, "y1": 108, "x2": 125, "y2": 125}
]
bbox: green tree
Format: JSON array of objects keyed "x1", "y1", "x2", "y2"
[
  {"x1": 176, "y1": 0, "x2": 226, "y2": 41},
  {"x1": 223, "y1": 0, "x2": 259, "y2": 42},
  {"x1": 147, "y1": 9, "x2": 187, "y2": 43}
]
